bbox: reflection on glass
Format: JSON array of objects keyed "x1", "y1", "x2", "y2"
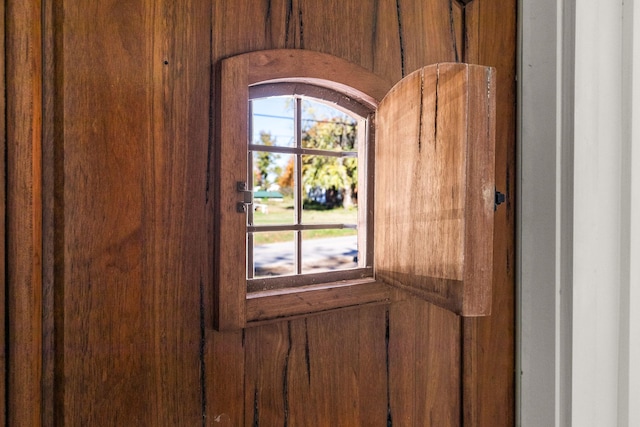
[
  {"x1": 251, "y1": 231, "x2": 295, "y2": 278},
  {"x1": 251, "y1": 96, "x2": 295, "y2": 148},
  {"x1": 302, "y1": 155, "x2": 358, "y2": 225},
  {"x1": 301, "y1": 230, "x2": 358, "y2": 274},
  {"x1": 252, "y1": 152, "x2": 294, "y2": 226}
]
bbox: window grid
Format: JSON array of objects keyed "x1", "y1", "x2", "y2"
[
  {"x1": 246, "y1": 100, "x2": 255, "y2": 279},
  {"x1": 294, "y1": 97, "x2": 302, "y2": 275},
  {"x1": 247, "y1": 90, "x2": 369, "y2": 289}
]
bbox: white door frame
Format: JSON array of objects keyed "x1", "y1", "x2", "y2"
[{"x1": 518, "y1": 0, "x2": 640, "y2": 425}]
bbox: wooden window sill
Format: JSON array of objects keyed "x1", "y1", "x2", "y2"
[{"x1": 245, "y1": 278, "x2": 391, "y2": 326}]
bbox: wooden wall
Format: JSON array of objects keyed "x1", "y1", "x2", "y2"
[
  {"x1": 0, "y1": 0, "x2": 6, "y2": 422},
  {"x1": 5, "y1": 0, "x2": 515, "y2": 425},
  {"x1": 6, "y1": 1, "x2": 44, "y2": 424}
]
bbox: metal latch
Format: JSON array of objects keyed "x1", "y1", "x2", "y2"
[
  {"x1": 236, "y1": 181, "x2": 253, "y2": 213},
  {"x1": 495, "y1": 189, "x2": 506, "y2": 211}
]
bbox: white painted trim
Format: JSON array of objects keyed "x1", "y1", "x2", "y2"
[
  {"x1": 518, "y1": 0, "x2": 558, "y2": 423},
  {"x1": 629, "y1": 3, "x2": 640, "y2": 420},
  {"x1": 572, "y1": 1, "x2": 624, "y2": 424},
  {"x1": 518, "y1": 0, "x2": 574, "y2": 424},
  {"x1": 520, "y1": 0, "x2": 640, "y2": 425},
  {"x1": 620, "y1": 2, "x2": 640, "y2": 425}
]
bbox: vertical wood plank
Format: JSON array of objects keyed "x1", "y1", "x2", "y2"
[
  {"x1": 298, "y1": 0, "x2": 377, "y2": 67},
  {"x1": 285, "y1": 319, "x2": 316, "y2": 426},
  {"x1": 146, "y1": 0, "x2": 211, "y2": 422},
  {"x1": 451, "y1": 1, "x2": 465, "y2": 62},
  {"x1": 6, "y1": 0, "x2": 44, "y2": 425},
  {"x1": 396, "y1": 0, "x2": 462, "y2": 74},
  {"x1": 214, "y1": 57, "x2": 249, "y2": 331},
  {"x1": 244, "y1": 307, "x2": 388, "y2": 426},
  {"x1": 304, "y1": 312, "x2": 363, "y2": 426},
  {"x1": 354, "y1": 305, "x2": 389, "y2": 426},
  {"x1": 370, "y1": 0, "x2": 404, "y2": 83},
  {"x1": 212, "y1": 0, "x2": 293, "y2": 59},
  {"x1": 61, "y1": 1, "x2": 152, "y2": 421},
  {"x1": 206, "y1": 330, "x2": 245, "y2": 426},
  {"x1": 463, "y1": 0, "x2": 517, "y2": 425},
  {"x1": 388, "y1": 298, "x2": 461, "y2": 426},
  {"x1": 388, "y1": 301, "x2": 416, "y2": 426},
  {"x1": 462, "y1": 64, "x2": 496, "y2": 314},
  {"x1": 41, "y1": 0, "x2": 58, "y2": 423},
  {"x1": 244, "y1": 322, "x2": 290, "y2": 426},
  {"x1": 0, "y1": 0, "x2": 6, "y2": 423},
  {"x1": 58, "y1": 0, "x2": 210, "y2": 423},
  {"x1": 301, "y1": 307, "x2": 387, "y2": 426}
]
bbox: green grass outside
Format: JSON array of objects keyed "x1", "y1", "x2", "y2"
[{"x1": 251, "y1": 199, "x2": 358, "y2": 245}]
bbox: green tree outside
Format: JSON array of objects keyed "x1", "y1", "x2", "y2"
[
  {"x1": 301, "y1": 117, "x2": 357, "y2": 208},
  {"x1": 254, "y1": 131, "x2": 279, "y2": 189}
]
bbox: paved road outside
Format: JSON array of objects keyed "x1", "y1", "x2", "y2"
[{"x1": 253, "y1": 235, "x2": 358, "y2": 276}]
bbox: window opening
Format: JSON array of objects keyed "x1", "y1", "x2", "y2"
[{"x1": 246, "y1": 84, "x2": 374, "y2": 292}]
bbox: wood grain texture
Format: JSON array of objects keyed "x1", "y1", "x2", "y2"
[
  {"x1": 296, "y1": 0, "x2": 378, "y2": 67},
  {"x1": 146, "y1": 0, "x2": 211, "y2": 423},
  {"x1": 206, "y1": 329, "x2": 245, "y2": 426},
  {"x1": 388, "y1": 298, "x2": 461, "y2": 426},
  {"x1": 246, "y1": 279, "x2": 391, "y2": 324},
  {"x1": 396, "y1": 0, "x2": 463, "y2": 74},
  {"x1": 244, "y1": 306, "x2": 388, "y2": 426},
  {"x1": 41, "y1": 0, "x2": 59, "y2": 424},
  {"x1": 5, "y1": 0, "x2": 515, "y2": 423},
  {"x1": 208, "y1": 0, "x2": 514, "y2": 425},
  {"x1": 215, "y1": 49, "x2": 392, "y2": 330},
  {"x1": 463, "y1": 0, "x2": 517, "y2": 425},
  {"x1": 0, "y1": 0, "x2": 6, "y2": 423},
  {"x1": 215, "y1": 56, "x2": 250, "y2": 330},
  {"x1": 54, "y1": 0, "x2": 210, "y2": 423},
  {"x1": 6, "y1": 1, "x2": 44, "y2": 425},
  {"x1": 61, "y1": 3, "x2": 147, "y2": 420},
  {"x1": 244, "y1": 49, "x2": 392, "y2": 102},
  {"x1": 375, "y1": 63, "x2": 495, "y2": 316},
  {"x1": 463, "y1": 64, "x2": 496, "y2": 314}
]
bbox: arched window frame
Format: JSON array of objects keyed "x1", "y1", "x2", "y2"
[{"x1": 214, "y1": 50, "x2": 392, "y2": 331}]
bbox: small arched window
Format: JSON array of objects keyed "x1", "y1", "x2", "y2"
[
  {"x1": 246, "y1": 83, "x2": 374, "y2": 292},
  {"x1": 214, "y1": 50, "x2": 496, "y2": 331}
]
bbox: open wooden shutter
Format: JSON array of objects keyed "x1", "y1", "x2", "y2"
[{"x1": 374, "y1": 63, "x2": 496, "y2": 316}]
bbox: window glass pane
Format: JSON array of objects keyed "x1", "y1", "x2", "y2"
[
  {"x1": 251, "y1": 231, "x2": 295, "y2": 278},
  {"x1": 252, "y1": 96, "x2": 295, "y2": 148},
  {"x1": 251, "y1": 152, "x2": 294, "y2": 226},
  {"x1": 247, "y1": 88, "x2": 371, "y2": 288},
  {"x1": 301, "y1": 230, "x2": 358, "y2": 274},
  {"x1": 301, "y1": 99, "x2": 358, "y2": 152},
  {"x1": 302, "y1": 154, "x2": 358, "y2": 225}
]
